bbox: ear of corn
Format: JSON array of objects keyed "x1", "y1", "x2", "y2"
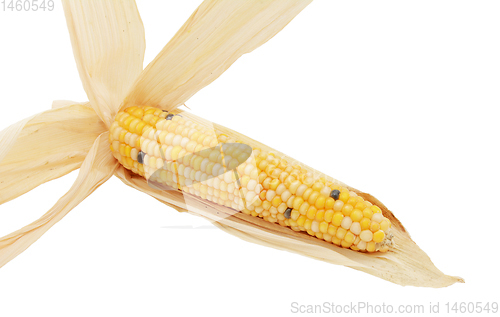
[{"x1": 110, "y1": 105, "x2": 394, "y2": 253}]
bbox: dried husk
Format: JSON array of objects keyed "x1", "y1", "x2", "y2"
[
  {"x1": 0, "y1": 132, "x2": 117, "y2": 268},
  {"x1": 121, "y1": 0, "x2": 313, "y2": 112},
  {"x1": 115, "y1": 110, "x2": 463, "y2": 288},
  {"x1": 62, "y1": 0, "x2": 146, "y2": 127},
  {"x1": 0, "y1": 103, "x2": 106, "y2": 205}
]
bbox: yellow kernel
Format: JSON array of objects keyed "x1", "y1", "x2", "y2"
[
  {"x1": 304, "y1": 219, "x2": 312, "y2": 230},
  {"x1": 312, "y1": 181, "x2": 324, "y2": 192},
  {"x1": 366, "y1": 241, "x2": 376, "y2": 252},
  {"x1": 325, "y1": 197, "x2": 335, "y2": 210},
  {"x1": 315, "y1": 196, "x2": 326, "y2": 209},
  {"x1": 315, "y1": 209, "x2": 325, "y2": 222},
  {"x1": 306, "y1": 206, "x2": 317, "y2": 220},
  {"x1": 344, "y1": 231, "x2": 355, "y2": 244},
  {"x1": 342, "y1": 204, "x2": 353, "y2": 216},
  {"x1": 336, "y1": 227, "x2": 347, "y2": 240},
  {"x1": 332, "y1": 211, "x2": 344, "y2": 227},
  {"x1": 341, "y1": 240, "x2": 352, "y2": 248},
  {"x1": 327, "y1": 224, "x2": 337, "y2": 236},
  {"x1": 269, "y1": 179, "x2": 280, "y2": 191},
  {"x1": 370, "y1": 222, "x2": 380, "y2": 232},
  {"x1": 350, "y1": 209, "x2": 363, "y2": 222},
  {"x1": 297, "y1": 215, "x2": 307, "y2": 226},
  {"x1": 373, "y1": 230, "x2": 385, "y2": 243},
  {"x1": 302, "y1": 188, "x2": 313, "y2": 201},
  {"x1": 298, "y1": 202, "x2": 310, "y2": 215},
  {"x1": 271, "y1": 196, "x2": 282, "y2": 207},
  {"x1": 371, "y1": 205, "x2": 382, "y2": 213},
  {"x1": 324, "y1": 210, "x2": 334, "y2": 223},
  {"x1": 339, "y1": 191, "x2": 350, "y2": 203},
  {"x1": 362, "y1": 207, "x2": 373, "y2": 219},
  {"x1": 307, "y1": 191, "x2": 319, "y2": 205},
  {"x1": 292, "y1": 197, "x2": 304, "y2": 210},
  {"x1": 354, "y1": 201, "x2": 366, "y2": 211},
  {"x1": 360, "y1": 218, "x2": 371, "y2": 230},
  {"x1": 347, "y1": 196, "x2": 357, "y2": 207},
  {"x1": 319, "y1": 221, "x2": 328, "y2": 234}
]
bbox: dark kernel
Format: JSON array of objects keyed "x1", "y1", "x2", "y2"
[
  {"x1": 284, "y1": 208, "x2": 292, "y2": 219},
  {"x1": 137, "y1": 151, "x2": 145, "y2": 164},
  {"x1": 330, "y1": 189, "x2": 340, "y2": 200},
  {"x1": 162, "y1": 110, "x2": 169, "y2": 112},
  {"x1": 166, "y1": 114, "x2": 174, "y2": 120}
]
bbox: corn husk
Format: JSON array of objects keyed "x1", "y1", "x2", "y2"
[
  {"x1": 121, "y1": 0, "x2": 312, "y2": 112},
  {"x1": 0, "y1": 132, "x2": 117, "y2": 268},
  {"x1": 0, "y1": 103, "x2": 105, "y2": 205},
  {"x1": 115, "y1": 110, "x2": 463, "y2": 288},
  {"x1": 62, "y1": 0, "x2": 146, "y2": 127}
]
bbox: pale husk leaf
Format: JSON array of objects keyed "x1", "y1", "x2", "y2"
[
  {"x1": 62, "y1": 0, "x2": 146, "y2": 127},
  {"x1": 0, "y1": 132, "x2": 117, "y2": 268},
  {"x1": 114, "y1": 111, "x2": 463, "y2": 288},
  {"x1": 121, "y1": 0, "x2": 312, "y2": 111},
  {"x1": 0, "y1": 103, "x2": 106, "y2": 205}
]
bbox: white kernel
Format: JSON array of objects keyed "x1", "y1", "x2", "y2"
[
  {"x1": 277, "y1": 203, "x2": 287, "y2": 214},
  {"x1": 247, "y1": 179, "x2": 257, "y2": 191},
  {"x1": 172, "y1": 135, "x2": 182, "y2": 146},
  {"x1": 200, "y1": 158, "x2": 210, "y2": 172},
  {"x1": 357, "y1": 241, "x2": 367, "y2": 250},
  {"x1": 130, "y1": 148, "x2": 138, "y2": 161},
  {"x1": 350, "y1": 222, "x2": 361, "y2": 235},
  {"x1": 164, "y1": 145, "x2": 173, "y2": 161},
  {"x1": 254, "y1": 184, "x2": 263, "y2": 194},
  {"x1": 276, "y1": 184, "x2": 286, "y2": 196},
  {"x1": 321, "y1": 186, "x2": 331, "y2": 197},
  {"x1": 194, "y1": 171, "x2": 202, "y2": 182},
  {"x1": 164, "y1": 132, "x2": 175, "y2": 145},
  {"x1": 333, "y1": 200, "x2": 344, "y2": 212},
  {"x1": 156, "y1": 158, "x2": 163, "y2": 169},
  {"x1": 147, "y1": 142, "x2": 156, "y2": 156},
  {"x1": 141, "y1": 138, "x2": 150, "y2": 152},
  {"x1": 296, "y1": 184, "x2": 308, "y2": 197},
  {"x1": 124, "y1": 132, "x2": 131, "y2": 145},
  {"x1": 244, "y1": 164, "x2": 253, "y2": 175},
  {"x1": 143, "y1": 154, "x2": 150, "y2": 166},
  {"x1": 154, "y1": 144, "x2": 161, "y2": 157},
  {"x1": 311, "y1": 221, "x2": 320, "y2": 233},
  {"x1": 184, "y1": 167, "x2": 192, "y2": 178},
  {"x1": 341, "y1": 216, "x2": 352, "y2": 230},
  {"x1": 245, "y1": 191, "x2": 256, "y2": 205},
  {"x1": 147, "y1": 128, "x2": 155, "y2": 140},
  {"x1": 281, "y1": 190, "x2": 292, "y2": 203},
  {"x1": 112, "y1": 126, "x2": 121, "y2": 140},
  {"x1": 213, "y1": 177, "x2": 220, "y2": 190},
  {"x1": 207, "y1": 177, "x2": 214, "y2": 187},
  {"x1": 212, "y1": 163, "x2": 222, "y2": 177},
  {"x1": 372, "y1": 213, "x2": 384, "y2": 223},
  {"x1": 129, "y1": 134, "x2": 138, "y2": 147},
  {"x1": 266, "y1": 190, "x2": 276, "y2": 201},
  {"x1": 349, "y1": 191, "x2": 358, "y2": 197},
  {"x1": 360, "y1": 230, "x2": 373, "y2": 242},
  {"x1": 200, "y1": 173, "x2": 208, "y2": 183},
  {"x1": 223, "y1": 172, "x2": 233, "y2": 183},
  {"x1": 181, "y1": 137, "x2": 190, "y2": 148}
]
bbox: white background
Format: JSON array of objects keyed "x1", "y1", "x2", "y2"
[{"x1": 1, "y1": 1, "x2": 499, "y2": 316}]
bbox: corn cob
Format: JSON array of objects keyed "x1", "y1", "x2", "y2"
[{"x1": 109, "y1": 105, "x2": 394, "y2": 252}]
